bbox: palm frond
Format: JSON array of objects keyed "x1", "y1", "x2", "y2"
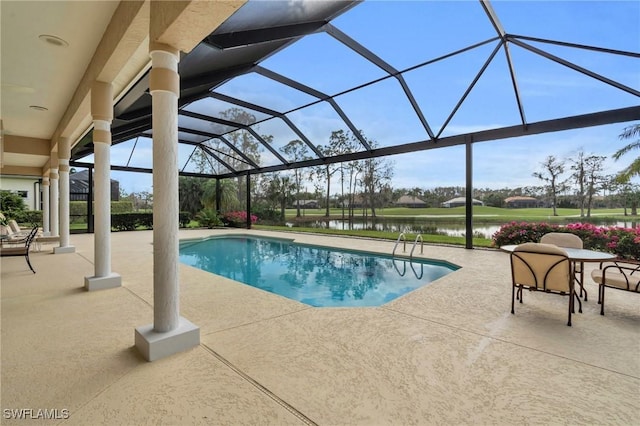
[
  {"x1": 614, "y1": 157, "x2": 640, "y2": 183},
  {"x1": 619, "y1": 124, "x2": 640, "y2": 141},
  {"x1": 612, "y1": 141, "x2": 640, "y2": 160}
]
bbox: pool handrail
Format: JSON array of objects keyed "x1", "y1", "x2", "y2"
[
  {"x1": 410, "y1": 261, "x2": 424, "y2": 279},
  {"x1": 392, "y1": 258, "x2": 407, "y2": 277},
  {"x1": 410, "y1": 234, "x2": 423, "y2": 258},
  {"x1": 393, "y1": 232, "x2": 406, "y2": 256}
]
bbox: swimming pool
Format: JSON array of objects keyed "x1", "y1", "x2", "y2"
[{"x1": 179, "y1": 235, "x2": 459, "y2": 307}]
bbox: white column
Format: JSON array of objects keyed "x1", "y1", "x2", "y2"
[
  {"x1": 55, "y1": 138, "x2": 75, "y2": 253},
  {"x1": 151, "y1": 47, "x2": 180, "y2": 333},
  {"x1": 84, "y1": 81, "x2": 121, "y2": 291},
  {"x1": 42, "y1": 176, "x2": 50, "y2": 236},
  {"x1": 50, "y1": 167, "x2": 59, "y2": 237},
  {"x1": 135, "y1": 42, "x2": 199, "y2": 362}
]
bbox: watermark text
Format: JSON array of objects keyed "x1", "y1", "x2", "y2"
[{"x1": 3, "y1": 408, "x2": 69, "y2": 420}]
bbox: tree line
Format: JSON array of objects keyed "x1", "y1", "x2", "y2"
[{"x1": 161, "y1": 111, "x2": 638, "y2": 222}]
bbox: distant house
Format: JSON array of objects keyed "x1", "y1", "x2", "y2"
[
  {"x1": 441, "y1": 197, "x2": 484, "y2": 208},
  {"x1": 395, "y1": 195, "x2": 426, "y2": 208},
  {"x1": 293, "y1": 199, "x2": 319, "y2": 209},
  {"x1": 70, "y1": 170, "x2": 119, "y2": 201},
  {"x1": 504, "y1": 196, "x2": 540, "y2": 208},
  {"x1": 339, "y1": 195, "x2": 365, "y2": 209}
]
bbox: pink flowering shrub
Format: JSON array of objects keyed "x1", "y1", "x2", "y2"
[
  {"x1": 221, "y1": 211, "x2": 258, "y2": 227},
  {"x1": 491, "y1": 222, "x2": 558, "y2": 247},
  {"x1": 492, "y1": 222, "x2": 640, "y2": 260}
]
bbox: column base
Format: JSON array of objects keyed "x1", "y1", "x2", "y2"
[
  {"x1": 135, "y1": 317, "x2": 200, "y2": 362},
  {"x1": 84, "y1": 273, "x2": 122, "y2": 291},
  {"x1": 54, "y1": 245, "x2": 75, "y2": 254}
]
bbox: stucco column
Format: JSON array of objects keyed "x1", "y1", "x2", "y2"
[
  {"x1": 54, "y1": 137, "x2": 75, "y2": 254},
  {"x1": 84, "y1": 81, "x2": 121, "y2": 291},
  {"x1": 50, "y1": 161, "x2": 59, "y2": 237},
  {"x1": 151, "y1": 45, "x2": 181, "y2": 333},
  {"x1": 42, "y1": 176, "x2": 50, "y2": 236},
  {"x1": 135, "y1": 42, "x2": 199, "y2": 362}
]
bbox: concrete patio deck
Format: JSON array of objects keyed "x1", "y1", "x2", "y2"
[{"x1": 1, "y1": 229, "x2": 638, "y2": 425}]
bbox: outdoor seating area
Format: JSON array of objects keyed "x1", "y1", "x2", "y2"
[
  {"x1": 509, "y1": 242, "x2": 579, "y2": 326},
  {"x1": 591, "y1": 260, "x2": 640, "y2": 315},
  {"x1": 1, "y1": 229, "x2": 638, "y2": 424},
  {"x1": 0, "y1": 225, "x2": 39, "y2": 273}
]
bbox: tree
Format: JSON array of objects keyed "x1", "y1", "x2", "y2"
[
  {"x1": 346, "y1": 160, "x2": 363, "y2": 219},
  {"x1": 202, "y1": 179, "x2": 239, "y2": 212},
  {"x1": 361, "y1": 154, "x2": 394, "y2": 217},
  {"x1": 570, "y1": 151, "x2": 587, "y2": 217},
  {"x1": 570, "y1": 152, "x2": 606, "y2": 218},
  {"x1": 533, "y1": 155, "x2": 566, "y2": 216},
  {"x1": 201, "y1": 108, "x2": 264, "y2": 208},
  {"x1": 255, "y1": 173, "x2": 295, "y2": 221},
  {"x1": 282, "y1": 140, "x2": 310, "y2": 217},
  {"x1": 0, "y1": 191, "x2": 26, "y2": 217},
  {"x1": 178, "y1": 177, "x2": 205, "y2": 216},
  {"x1": 315, "y1": 131, "x2": 346, "y2": 217},
  {"x1": 612, "y1": 123, "x2": 640, "y2": 182},
  {"x1": 583, "y1": 155, "x2": 606, "y2": 217},
  {"x1": 617, "y1": 182, "x2": 640, "y2": 216}
]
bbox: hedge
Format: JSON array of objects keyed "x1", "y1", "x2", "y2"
[{"x1": 492, "y1": 222, "x2": 640, "y2": 260}]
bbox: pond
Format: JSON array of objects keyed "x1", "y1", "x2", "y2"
[{"x1": 286, "y1": 217, "x2": 638, "y2": 239}]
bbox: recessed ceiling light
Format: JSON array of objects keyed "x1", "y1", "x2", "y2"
[
  {"x1": 29, "y1": 105, "x2": 48, "y2": 112},
  {"x1": 38, "y1": 34, "x2": 69, "y2": 48}
]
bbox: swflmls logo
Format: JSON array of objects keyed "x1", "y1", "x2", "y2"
[{"x1": 3, "y1": 408, "x2": 70, "y2": 420}]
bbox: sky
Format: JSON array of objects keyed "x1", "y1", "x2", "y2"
[{"x1": 96, "y1": 0, "x2": 639, "y2": 195}]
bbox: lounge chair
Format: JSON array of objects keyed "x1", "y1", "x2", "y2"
[
  {"x1": 8, "y1": 219, "x2": 29, "y2": 236},
  {"x1": 0, "y1": 226, "x2": 39, "y2": 273},
  {"x1": 540, "y1": 232, "x2": 586, "y2": 300},
  {"x1": 591, "y1": 260, "x2": 640, "y2": 315},
  {"x1": 510, "y1": 242, "x2": 580, "y2": 326},
  {"x1": 1, "y1": 224, "x2": 36, "y2": 246}
]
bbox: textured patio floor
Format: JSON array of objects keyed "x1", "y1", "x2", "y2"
[{"x1": 1, "y1": 229, "x2": 638, "y2": 425}]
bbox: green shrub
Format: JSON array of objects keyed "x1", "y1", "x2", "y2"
[
  {"x1": 111, "y1": 213, "x2": 140, "y2": 231},
  {"x1": 196, "y1": 209, "x2": 223, "y2": 228},
  {"x1": 252, "y1": 206, "x2": 284, "y2": 225},
  {"x1": 0, "y1": 191, "x2": 26, "y2": 218},
  {"x1": 11, "y1": 210, "x2": 42, "y2": 227},
  {"x1": 179, "y1": 212, "x2": 191, "y2": 228},
  {"x1": 111, "y1": 200, "x2": 134, "y2": 213}
]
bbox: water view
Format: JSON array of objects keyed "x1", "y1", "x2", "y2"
[{"x1": 287, "y1": 218, "x2": 639, "y2": 239}]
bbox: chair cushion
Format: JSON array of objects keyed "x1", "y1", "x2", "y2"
[
  {"x1": 591, "y1": 269, "x2": 640, "y2": 292},
  {"x1": 35, "y1": 236, "x2": 59, "y2": 243},
  {"x1": 0, "y1": 247, "x2": 28, "y2": 255},
  {"x1": 512, "y1": 243, "x2": 571, "y2": 292}
]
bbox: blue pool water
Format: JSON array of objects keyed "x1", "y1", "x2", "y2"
[{"x1": 179, "y1": 236, "x2": 459, "y2": 307}]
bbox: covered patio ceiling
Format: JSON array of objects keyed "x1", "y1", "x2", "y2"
[{"x1": 69, "y1": 0, "x2": 640, "y2": 180}]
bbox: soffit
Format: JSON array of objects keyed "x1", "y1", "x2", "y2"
[{"x1": 0, "y1": 1, "x2": 120, "y2": 141}]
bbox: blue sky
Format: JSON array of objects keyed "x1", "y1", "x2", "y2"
[{"x1": 102, "y1": 0, "x2": 639, "y2": 195}]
